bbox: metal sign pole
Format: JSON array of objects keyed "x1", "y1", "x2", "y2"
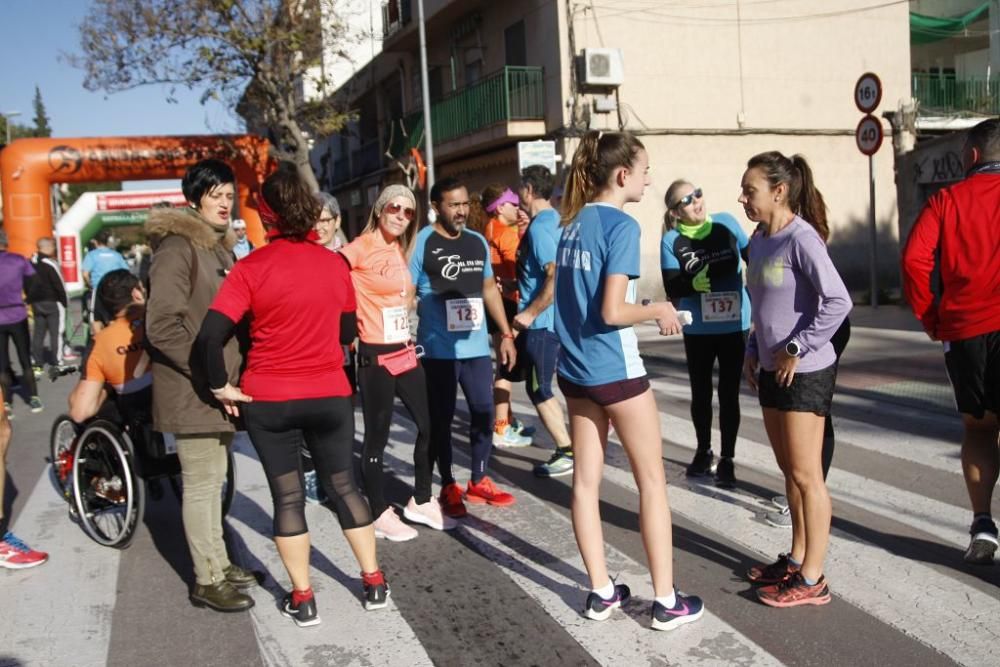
[
  {"x1": 869, "y1": 154, "x2": 878, "y2": 308},
  {"x1": 417, "y1": 0, "x2": 435, "y2": 199}
]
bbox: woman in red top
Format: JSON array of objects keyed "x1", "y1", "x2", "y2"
[{"x1": 196, "y1": 167, "x2": 387, "y2": 629}]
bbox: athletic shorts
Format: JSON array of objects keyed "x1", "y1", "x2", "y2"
[
  {"x1": 758, "y1": 365, "x2": 837, "y2": 416},
  {"x1": 558, "y1": 375, "x2": 650, "y2": 407},
  {"x1": 944, "y1": 330, "x2": 1000, "y2": 419},
  {"x1": 521, "y1": 329, "x2": 559, "y2": 405},
  {"x1": 488, "y1": 298, "x2": 518, "y2": 335}
]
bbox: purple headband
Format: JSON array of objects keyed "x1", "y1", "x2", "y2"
[{"x1": 485, "y1": 188, "x2": 519, "y2": 214}]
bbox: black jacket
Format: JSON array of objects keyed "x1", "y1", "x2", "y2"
[{"x1": 26, "y1": 256, "x2": 68, "y2": 306}]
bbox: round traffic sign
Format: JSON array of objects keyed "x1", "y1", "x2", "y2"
[
  {"x1": 854, "y1": 72, "x2": 882, "y2": 113},
  {"x1": 856, "y1": 114, "x2": 883, "y2": 156}
]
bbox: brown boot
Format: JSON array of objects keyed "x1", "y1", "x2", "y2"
[
  {"x1": 190, "y1": 580, "x2": 255, "y2": 612},
  {"x1": 224, "y1": 563, "x2": 259, "y2": 589}
]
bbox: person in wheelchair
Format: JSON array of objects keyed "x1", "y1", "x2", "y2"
[{"x1": 68, "y1": 270, "x2": 151, "y2": 505}]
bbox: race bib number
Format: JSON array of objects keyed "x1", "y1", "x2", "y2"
[
  {"x1": 701, "y1": 291, "x2": 740, "y2": 322},
  {"x1": 382, "y1": 306, "x2": 410, "y2": 344},
  {"x1": 446, "y1": 298, "x2": 484, "y2": 331}
]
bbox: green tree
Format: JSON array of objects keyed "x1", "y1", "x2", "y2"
[
  {"x1": 32, "y1": 86, "x2": 52, "y2": 137},
  {"x1": 70, "y1": 0, "x2": 356, "y2": 190},
  {"x1": 0, "y1": 117, "x2": 34, "y2": 145}
]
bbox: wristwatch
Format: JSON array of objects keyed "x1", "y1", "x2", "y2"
[{"x1": 785, "y1": 339, "x2": 802, "y2": 357}]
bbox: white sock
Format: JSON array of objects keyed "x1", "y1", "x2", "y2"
[
  {"x1": 655, "y1": 591, "x2": 677, "y2": 608},
  {"x1": 593, "y1": 580, "x2": 615, "y2": 599}
]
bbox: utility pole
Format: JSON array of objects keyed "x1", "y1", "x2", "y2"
[{"x1": 417, "y1": 0, "x2": 435, "y2": 199}]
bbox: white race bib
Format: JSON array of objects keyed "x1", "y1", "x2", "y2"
[
  {"x1": 446, "y1": 298, "x2": 484, "y2": 331},
  {"x1": 382, "y1": 306, "x2": 411, "y2": 344},
  {"x1": 701, "y1": 291, "x2": 740, "y2": 322}
]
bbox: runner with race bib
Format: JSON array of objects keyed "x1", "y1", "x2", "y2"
[
  {"x1": 660, "y1": 181, "x2": 750, "y2": 487},
  {"x1": 410, "y1": 177, "x2": 519, "y2": 519}
]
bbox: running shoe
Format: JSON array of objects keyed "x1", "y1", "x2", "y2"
[
  {"x1": 373, "y1": 507, "x2": 418, "y2": 542},
  {"x1": 439, "y1": 482, "x2": 468, "y2": 518},
  {"x1": 651, "y1": 590, "x2": 705, "y2": 631},
  {"x1": 492, "y1": 424, "x2": 532, "y2": 448},
  {"x1": 765, "y1": 506, "x2": 792, "y2": 527},
  {"x1": 771, "y1": 495, "x2": 789, "y2": 511},
  {"x1": 281, "y1": 591, "x2": 321, "y2": 627},
  {"x1": 32, "y1": 366, "x2": 44, "y2": 380},
  {"x1": 686, "y1": 449, "x2": 714, "y2": 477},
  {"x1": 533, "y1": 448, "x2": 574, "y2": 478},
  {"x1": 510, "y1": 417, "x2": 536, "y2": 438},
  {"x1": 29, "y1": 396, "x2": 44, "y2": 413},
  {"x1": 714, "y1": 457, "x2": 736, "y2": 488},
  {"x1": 303, "y1": 469, "x2": 327, "y2": 505},
  {"x1": 0, "y1": 531, "x2": 48, "y2": 569},
  {"x1": 747, "y1": 553, "x2": 799, "y2": 585},
  {"x1": 964, "y1": 515, "x2": 999, "y2": 565},
  {"x1": 465, "y1": 476, "x2": 515, "y2": 506},
  {"x1": 62, "y1": 347, "x2": 81, "y2": 361},
  {"x1": 583, "y1": 582, "x2": 631, "y2": 621},
  {"x1": 756, "y1": 571, "x2": 831, "y2": 607},
  {"x1": 403, "y1": 497, "x2": 457, "y2": 531},
  {"x1": 362, "y1": 570, "x2": 391, "y2": 610}
]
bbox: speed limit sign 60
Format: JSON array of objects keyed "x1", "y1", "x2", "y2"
[
  {"x1": 854, "y1": 72, "x2": 882, "y2": 114},
  {"x1": 856, "y1": 115, "x2": 883, "y2": 156}
]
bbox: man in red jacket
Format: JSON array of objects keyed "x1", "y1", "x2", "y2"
[{"x1": 902, "y1": 118, "x2": 1000, "y2": 566}]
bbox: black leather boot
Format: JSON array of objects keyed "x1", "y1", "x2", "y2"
[{"x1": 190, "y1": 580, "x2": 255, "y2": 612}]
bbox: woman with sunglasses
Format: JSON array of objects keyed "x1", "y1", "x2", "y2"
[
  {"x1": 339, "y1": 185, "x2": 456, "y2": 541},
  {"x1": 660, "y1": 182, "x2": 751, "y2": 487}
]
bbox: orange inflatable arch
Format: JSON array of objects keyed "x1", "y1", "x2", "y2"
[{"x1": 0, "y1": 135, "x2": 273, "y2": 256}]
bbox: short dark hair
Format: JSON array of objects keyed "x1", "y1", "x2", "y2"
[
  {"x1": 182, "y1": 159, "x2": 235, "y2": 205},
  {"x1": 260, "y1": 162, "x2": 322, "y2": 240},
  {"x1": 520, "y1": 165, "x2": 554, "y2": 200},
  {"x1": 430, "y1": 176, "x2": 465, "y2": 205},
  {"x1": 94, "y1": 229, "x2": 112, "y2": 245},
  {"x1": 98, "y1": 269, "x2": 140, "y2": 316},
  {"x1": 966, "y1": 118, "x2": 1000, "y2": 162}
]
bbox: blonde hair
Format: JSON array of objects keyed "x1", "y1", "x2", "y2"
[{"x1": 363, "y1": 184, "x2": 418, "y2": 254}]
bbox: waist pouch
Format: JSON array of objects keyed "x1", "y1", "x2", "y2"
[{"x1": 377, "y1": 345, "x2": 419, "y2": 376}]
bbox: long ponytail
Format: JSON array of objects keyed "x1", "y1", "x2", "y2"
[
  {"x1": 746, "y1": 151, "x2": 829, "y2": 242},
  {"x1": 561, "y1": 130, "x2": 645, "y2": 226}
]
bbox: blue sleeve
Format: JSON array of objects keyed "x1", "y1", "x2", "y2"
[
  {"x1": 478, "y1": 234, "x2": 493, "y2": 279},
  {"x1": 532, "y1": 220, "x2": 558, "y2": 267},
  {"x1": 715, "y1": 212, "x2": 750, "y2": 250},
  {"x1": 409, "y1": 231, "x2": 426, "y2": 290},
  {"x1": 605, "y1": 217, "x2": 640, "y2": 278},
  {"x1": 82, "y1": 252, "x2": 94, "y2": 272},
  {"x1": 660, "y1": 231, "x2": 679, "y2": 270}
]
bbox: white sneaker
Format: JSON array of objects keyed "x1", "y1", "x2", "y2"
[
  {"x1": 403, "y1": 497, "x2": 457, "y2": 531},
  {"x1": 492, "y1": 424, "x2": 531, "y2": 448},
  {"x1": 373, "y1": 507, "x2": 418, "y2": 542}
]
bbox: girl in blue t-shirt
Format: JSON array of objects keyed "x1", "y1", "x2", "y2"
[{"x1": 553, "y1": 131, "x2": 704, "y2": 631}]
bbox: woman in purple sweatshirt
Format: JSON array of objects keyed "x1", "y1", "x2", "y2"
[{"x1": 738, "y1": 151, "x2": 850, "y2": 608}]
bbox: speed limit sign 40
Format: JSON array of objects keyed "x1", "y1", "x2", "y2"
[
  {"x1": 855, "y1": 72, "x2": 882, "y2": 114},
  {"x1": 856, "y1": 115, "x2": 883, "y2": 156}
]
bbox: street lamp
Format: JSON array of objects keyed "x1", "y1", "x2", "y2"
[{"x1": 2, "y1": 111, "x2": 22, "y2": 145}]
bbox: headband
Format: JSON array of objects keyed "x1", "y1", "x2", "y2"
[
  {"x1": 257, "y1": 193, "x2": 280, "y2": 227},
  {"x1": 374, "y1": 184, "x2": 416, "y2": 217},
  {"x1": 485, "y1": 188, "x2": 519, "y2": 214}
]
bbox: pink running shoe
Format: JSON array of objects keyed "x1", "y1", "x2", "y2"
[
  {"x1": 0, "y1": 531, "x2": 49, "y2": 569},
  {"x1": 372, "y1": 508, "x2": 418, "y2": 542},
  {"x1": 403, "y1": 497, "x2": 457, "y2": 531}
]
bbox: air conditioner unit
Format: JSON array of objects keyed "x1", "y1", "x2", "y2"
[{"x1": 579, "y1": 48, "x2": 624, "y2": 87}]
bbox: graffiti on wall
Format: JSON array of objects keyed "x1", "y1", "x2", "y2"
[{"x1": 913, "y1": 150, "x2": 964, "y2": 185}]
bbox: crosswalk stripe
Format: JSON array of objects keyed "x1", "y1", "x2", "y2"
[
  {"x1": 4, "y1": 470, "x2": 120, "y2": 666},
  {"x1": 225, "y1": 434, "x2": 434, "y2": 667}
]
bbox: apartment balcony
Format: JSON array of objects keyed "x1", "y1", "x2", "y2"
[
  {"x1": 912, "y1": 72, "x2": 1000, "y2": 116},
  {"x1": 382, "y1": 0, "x2": 412, "y2": 40},
  {"x1": 385, "y1": 66, "x2": 546, "y2": 160}
]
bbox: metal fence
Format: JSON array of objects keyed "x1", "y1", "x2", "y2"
[{"x1": 912, "y1": 72, "x2": 1000, "y2": 115}]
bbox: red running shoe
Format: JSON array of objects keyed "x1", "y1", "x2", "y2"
[
  {"x1": 438, "y1": 482, "x2": 468, "y2": 518},
  {"x1": 465, "y1": 476, "x2": 515, "y2": 506},
  {"x1": 757, "y1": 572, "x2": 831, "y2": 608},
  {"x1": 747, "y1": 553, "x2": 799, "y2": 585},
  {"x1": 0, "y1": 531, "x2": 48, "y2": 569}
]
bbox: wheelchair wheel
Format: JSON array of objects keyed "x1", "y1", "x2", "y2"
[
  {"x1": 168, "y1": 448, "x2": 237, "y2": 518},
  {"x1": 49, "y1": 414, "x2": 79, "y2": 500},
  {"x1": 71, "y1": 420, "x2": 145, "y2": 549}
]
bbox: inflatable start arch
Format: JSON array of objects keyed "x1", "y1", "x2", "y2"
[{"x1": 0, "y1": 135, "x2": 273, "y2": 257}]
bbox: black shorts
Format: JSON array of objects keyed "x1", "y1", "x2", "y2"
[
  {"x1": 496, "y1": 329, "x2": 529, "y2": 383},
  {"x1": 487, "y1": 298, "x2": 518, "y2": 335},
  {"x1": 558, "y1": 375, "x2": 650, "y2": 407},
  {"x1": 944, "y1": 330, "x2": 1000, "y2": 419},
  {"x1": 758, "y1": 365, "x2": 837, "y2": 416}
]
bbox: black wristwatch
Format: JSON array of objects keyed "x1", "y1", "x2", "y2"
[{"x1": 785, "y1": 339, "x2": 802, "y2": 357}]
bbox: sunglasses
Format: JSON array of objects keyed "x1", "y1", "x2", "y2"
[
  {"x1": 384, "y1": 202, "x2": 416, "y2": 220},
  {"x1": 672, "y1": 188, "x2": 703, "y2": 209}
]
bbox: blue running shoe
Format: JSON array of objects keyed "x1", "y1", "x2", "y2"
[
  {"x1": 511, "y1": 417, "x2": 536, "y2": 438},
  {"x1": 651, "y1": 590, "x2": 704, "y2": 631},
  {"x1": 583, "y1": 582, "x2": 630, "y2": 621}
]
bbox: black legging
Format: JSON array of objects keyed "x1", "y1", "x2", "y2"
[
  {"x1": 243, "y1": 396, "x2": 372, "y2": 537},
  {"x1": 684, "y1": 331, "x2": 746, "y2": 459},
  {"x1": 0, "y1": 318, "x2": 38, "y2": 402},
  {"x1": 357, "y1": 341, "x2": 432, "y2": 516},
  {"x1": 822, "y1": 317, "x2": 852, "y2": 479}
]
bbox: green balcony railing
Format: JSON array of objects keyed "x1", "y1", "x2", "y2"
[
  {"x1": 385, "y1": 66, "x2": 544, "y2": 157},
  {"x1": 912, "y1": 72, "x2": 1000, "y2": 115}
]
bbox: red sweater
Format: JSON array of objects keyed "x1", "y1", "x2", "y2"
[{"x1": 902, "y1": 172, "x2": 1000, "y2": 341}]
